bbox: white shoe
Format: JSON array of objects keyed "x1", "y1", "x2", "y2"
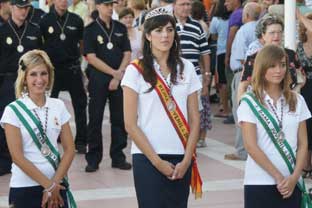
[{"x1": 196, "y1": 140, "x2": 207, "y2": 148}]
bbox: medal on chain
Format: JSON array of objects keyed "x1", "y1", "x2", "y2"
[
  {"x1": 96, "y1": 18, "x2": 115, "y2": 50},
  {"x1": 55, "y1": 12, "x2": 69, "y2": 41},
  {"x1": 33, "y1": 108, "x2": 52, "y2": 157},
  {"x1": 158, "y1": 67, "x2": 176, "y2": 112},
  {"x1": 267, "y1": 99, "x2": 285, "y2": 142},
  {"x1": 8, "y1": 20, "x2": 28, "y2": 53}
]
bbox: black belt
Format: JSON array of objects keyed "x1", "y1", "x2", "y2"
[{"x1": 233, "y1": 68, "x2": 243, "y2": 74}]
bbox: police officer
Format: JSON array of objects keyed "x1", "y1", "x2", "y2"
[
  {"x1": 83, "y1": 0, "x2": 131, "y2": 172},
  {"x1": 0, "y1": 0, "x2": 10, "y2": 26},
  {"x1": 0, "y1": 0, "x2": 42, "y2": 175},
  {"x1": 40, "y1": 0, "x2": 87, "y2": 153}
]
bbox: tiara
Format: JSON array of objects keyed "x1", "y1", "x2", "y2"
[{"x1": 145, "y1": 7, "x2": 173, "y2": 21}]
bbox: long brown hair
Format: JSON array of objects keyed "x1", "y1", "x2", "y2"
[
  {"x1": 139, "y1": 14, "x2": 184, "y2": 92},
  {"x1": 252, "y1": 45, "x2": 297, "y2": 111}
]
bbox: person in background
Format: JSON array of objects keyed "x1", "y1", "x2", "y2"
[
  {"x1": 68, "y1": 0, "x2": 89, "y2": 21},
  {"x1": 191, "y1": 0, "x2": 212, "y2": 148},
  {"x1": 119, "y1": 8, "x2": 142, "y2": 61},
  {"x1": 127, "y1": 0, "x2": 146, "y2": 28},
  {"x1": 40, "y1": 0, "x2": 88, "y2": 154},
  {"x1": 0, "y1": 0, "x2": 10, "y2": 26},
  {"x1": 209, "y1": 0, "x2": 230, "y2": 118},
  {"x1": 297, "y1": 13, "x2": 312, "y2": 178},
  {"x1": 174, "y1": 0, "x2": 211, "y2": 148},
  {"x1": 224, "y1": 2, "x2": 260, "y2": 161},
  {"x1": 83, "y1": 0, "x2": 132, "y2": 172},
  {"x1": 223, "y1": 0, "x2": 242, "y2": 125}
]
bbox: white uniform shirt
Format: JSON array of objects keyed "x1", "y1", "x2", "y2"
[
  {"x1": 237, "y1": 92, "x2": 311, "y2": 185},
  {"x1": 0, "y1": 96, "x2": 71, "y2": 187},
  {"x1": 121, "y1": 58, "x2": 202, "y2": 154}
]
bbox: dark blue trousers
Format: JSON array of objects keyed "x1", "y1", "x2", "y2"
[
  {"x1": 133, "y1": 154, "x2": 192, "y2": 208},
  {"x1": 0, "y1": 75, "x2": 15, "y2": 174},
  {"x1": 9, "y1": 185, "x2": 68, "y2": 208},
  {"x1": 51, "y1": 66, "x2": 87, "y2": 146},
  {"x1": 244, "y1": 185, "x2": 301, "y2": 208},
  {"x1": 86, "y1": 69, "x2": 127, "y2": 166}
]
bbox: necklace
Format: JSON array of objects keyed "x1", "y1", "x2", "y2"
[
  {"x1": 96, "y1": 18, "x2": 114, "y2": 50},
  {"x1": 33, "y1": 107, "x2": 51, "y2": 157},
  {"x1": 8, "y1": 19, "x2": 28, "y2": 53},
  {"x1": 55, "y1": 12, "x2": 69, "y2": 41},
  {"x1": 267, "y1": 99, "x2": 284, "y2": 142},
  {"x1": 158, "y1": 68, "x2": 176, "y2": 112}
]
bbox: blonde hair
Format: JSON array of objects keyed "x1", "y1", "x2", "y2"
[
  {"x1": 15, "y1": 50, "x2": 55, "y2": 98},
  {"x1": 252, "y1": 45, "x2": 297, "y2": 111}
]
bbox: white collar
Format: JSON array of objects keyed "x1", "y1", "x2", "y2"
[{"x1": 21, "y1": 95, "x2": 50, "y2": 110}]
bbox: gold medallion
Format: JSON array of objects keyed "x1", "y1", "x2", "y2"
[
  {"x1": 48, "y1": 26, "x2": 54, "y2": 34},
  {"x1": 97, "y1": 35, "x2": 103, "y2": 44},
  {"x1": 6, "y1": 37, "x2": 12, "y2": 45}
]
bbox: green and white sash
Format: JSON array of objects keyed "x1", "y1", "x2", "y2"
[
  {"x1": 241, "y1": 92, "x2": 312, "y2": 208},
  {"x1": 9, "y1": 100, "x2": 77, "y2": 208}
]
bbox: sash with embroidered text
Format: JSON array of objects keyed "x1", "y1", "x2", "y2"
[
  {"x1": 131, "y1": 59, "x2": 203, "y2": 199},
  {"x1": 9, "y1": 100, "x2": 77, "y2": 208},
  {"x1": 241, "y1": 92, "x2": 312, "y2": 208}
]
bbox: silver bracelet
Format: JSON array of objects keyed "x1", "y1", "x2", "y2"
[{"x1": 43, "y1": 182, "x2": 56, "y2": 193}]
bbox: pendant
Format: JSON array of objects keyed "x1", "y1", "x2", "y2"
[
  {"x1": 41, "y1": 143, "x2": 51, "y2": 157},
  {"x1": 17, "y1": 45, "x2": 24, "y2": 53},
  {"x1": 167, "y1": 100, "x2": 176, "y2": 112},
  {"x1": 60, "y1": 33, "x2": 66, "y2": 41},
  {"x1": 277, "y1": 131, "x2": 285, "y2": 142},
  {"x1": 107, "y1": 42, "x2": 113, "y2": 50}
]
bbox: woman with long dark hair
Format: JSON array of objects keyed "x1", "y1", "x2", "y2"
[{"x1": 121, "y1": 7, "x2": 202, "y2": 207}]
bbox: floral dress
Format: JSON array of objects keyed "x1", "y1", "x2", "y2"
[{"x1": 297, "y1": 42, "x2": 312, "y2": 150}]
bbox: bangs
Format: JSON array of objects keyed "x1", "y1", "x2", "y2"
[
  {"x1": 255, "y1": 45, "x2": 286, "y2": 72},
  {"x1": 144, "y1": 15, "x2": 175, "y2": 33}
]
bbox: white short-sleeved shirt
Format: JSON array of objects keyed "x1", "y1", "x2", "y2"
[
  {"x1": 0, "y1": 96, "x2": 71, "y2": 187},
  {"x1": 121, "y1": 58, "x2": 202, "y2": 154},
  {"x1": 237, "y1": 92, "x2": 311, "y2": 185}
]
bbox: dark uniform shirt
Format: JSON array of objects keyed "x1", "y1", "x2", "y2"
[
  {"x1": 0, "y1": 15, "x2": 6, "y2": 26},
  {"x1": 83, "y1": 18, "x2": 131, "y2": 74},
  {"x1": 241, "y1": 48, "x2": 301, "y2": 89},
  {"x1": 0, "y1": 19, "x2": 43, "y2": 73},
  {"x1": 40, "y1": 9, "x2": 84, "y2": 69},
  {"x1": 27, "y1": 6, "x2": 45, "y2": 26}
]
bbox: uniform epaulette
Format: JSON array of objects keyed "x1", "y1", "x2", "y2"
[
  {"x1": 85, "y1": 20, "x2": 96, "y2": 28},
  {"x1": 28, "y1": 21, "x2": 40, "y2": 28}
]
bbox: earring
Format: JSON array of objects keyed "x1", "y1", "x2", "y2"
[
  {"x1": 21, "y1": 86, "x2": 28, "y2": 98},
  {"x1": 174, "y1": 40, "x2": 178, "y2": 49},
  {"x1": 45, "y1": 90, "x2": 50, "y2": 97}
]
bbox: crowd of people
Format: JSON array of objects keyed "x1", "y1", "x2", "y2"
[{"x1": 1, "y1": 0, "x2": 312, "y2": 207}]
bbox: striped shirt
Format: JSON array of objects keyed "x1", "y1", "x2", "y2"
[{"x1": 176, "y1": 16, "x2": 210, "y2": 75}]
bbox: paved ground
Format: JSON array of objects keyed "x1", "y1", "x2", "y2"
[{"x1": 0, "y1": 92, "x2": 309, "y2": 208}]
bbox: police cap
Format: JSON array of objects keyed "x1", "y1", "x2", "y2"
[
  {"x1": 11, "y1": 0, "x2": 31, "y2": 7},
  {"x1": 95, "y1": 0, "x2": 117, "y2": 5}
]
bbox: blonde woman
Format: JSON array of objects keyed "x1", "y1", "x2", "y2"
[
  {"x1": 0, "y1": 50, "x2": 76, "y2": 208},
  {"x1": 238, "y1": 45, "x2": 310, "y2": 207}
]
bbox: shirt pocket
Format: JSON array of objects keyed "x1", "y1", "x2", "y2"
[{"x1": 173, "y1": 80, "x2": 191, "y2": 101}]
